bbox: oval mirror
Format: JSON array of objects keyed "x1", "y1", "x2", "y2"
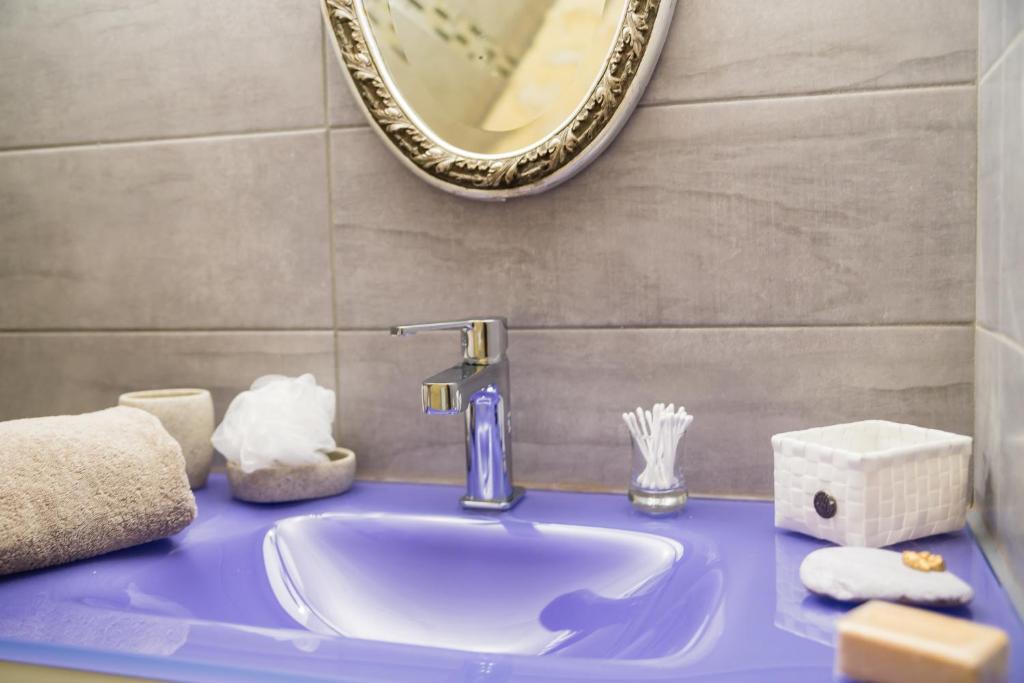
[{"x1": 322, "y1": 0, "x2": 676, "y2": 199}]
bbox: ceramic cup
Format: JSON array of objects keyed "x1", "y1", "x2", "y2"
[{"x1": 119, "y1": 388, "x2": 215, "y2": 489}]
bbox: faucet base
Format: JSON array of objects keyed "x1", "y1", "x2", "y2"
[{"x1": 460, "y1": 486, "x2": 525, "y2": 511}]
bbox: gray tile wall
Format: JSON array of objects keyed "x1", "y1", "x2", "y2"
[
  {"x1": 0, "y1": 1, "x2": 977, "y2": 497},
  {"x1": 975, "y1": 7, "x2": 1024, "y2": 602}
]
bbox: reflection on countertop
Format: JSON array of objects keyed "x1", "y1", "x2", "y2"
[{"x1": 773, "y1": 526, "x2": 995, "y2": 648}]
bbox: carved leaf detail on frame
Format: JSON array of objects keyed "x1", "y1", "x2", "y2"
[{"x1": 324, "y1": 0, "x2": 662, "y2": 192}]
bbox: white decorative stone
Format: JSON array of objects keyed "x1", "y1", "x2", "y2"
[
  {"x1": 800, "y1": 547, "x2": 974, "y2": 606},
  {"x1": 773, "y1": 420, "x2": 972, "y2": 547}
]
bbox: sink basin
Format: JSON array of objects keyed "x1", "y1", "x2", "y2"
[{"x1": 264, "y1": 512, "x2": 698, "y2": 658}]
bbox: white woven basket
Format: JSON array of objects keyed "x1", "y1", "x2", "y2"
[{"x1": 773, "y1": 420, "x2": 971, "y2": 547}]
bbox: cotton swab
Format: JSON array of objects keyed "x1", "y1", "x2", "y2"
[{"x1": 622, "y1": 404, "x2": 693, "y2": 490}]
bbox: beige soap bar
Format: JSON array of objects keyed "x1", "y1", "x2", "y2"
[{"x1": 837, "y1": 600, "x2": 1009, "y2": 683}]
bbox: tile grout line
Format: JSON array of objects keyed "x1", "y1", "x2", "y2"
[
  {"x1": 0, "y1": 329, "x2": 337, "y2": 336},
  {"x1": 0, "y1": 322, "x2": 975, "y2": 336},
  {"x1": 0, "y1": 126, "x2": 331, "y2": 156},
  {"x1": 321, "y1": 25, "x2": 345, "y2": 439},
  {"x1": 974, "y1": 1, "x2": 982, "y2": 475},
  {"x1": 355, "y1": 474, "x2": 773, "y2": 500},
  {"x1": 640, "y1": 80, "x2": 977, "y2": 111},
  {"x1": 335, "y1": 322, "x2": 976, "y2": 332}
]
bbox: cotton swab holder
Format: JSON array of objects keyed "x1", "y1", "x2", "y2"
[{"x1": 623, "y1": 403, "x2": 694, "y2": 515}]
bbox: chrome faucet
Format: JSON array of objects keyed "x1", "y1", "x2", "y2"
[{"x1": 390, "y1": 318, "x2": 524, "y2": 511}]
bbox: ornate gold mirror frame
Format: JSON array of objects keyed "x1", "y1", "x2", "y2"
[{"x1": 322, "y1": 0, "x2": 677, "y2": 200}]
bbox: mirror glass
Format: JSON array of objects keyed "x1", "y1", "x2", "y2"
[{"x1": 362, "y1": 0, "x2": 627, "y2": 156}]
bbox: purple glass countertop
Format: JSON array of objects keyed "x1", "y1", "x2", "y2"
[{"x1": 0, "y1": 474, "x2": 1021, "y2": 682}]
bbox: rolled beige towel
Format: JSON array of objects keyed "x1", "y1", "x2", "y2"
[{"x1": 0, "y1": 406, "x2": 196, "y2": 575}]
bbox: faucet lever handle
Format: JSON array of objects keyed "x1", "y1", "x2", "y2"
[{"x1": 390, "y1": 318, "x2": 508, "y2": 365}]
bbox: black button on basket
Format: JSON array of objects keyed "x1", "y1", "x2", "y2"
[{"x1": 814, "y1": 491, "x2": 837, "y2": 519}]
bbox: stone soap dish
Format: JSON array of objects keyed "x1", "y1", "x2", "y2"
[
  {"x1": 800, "y1": 547, "x2": 973, "y2": 607},
  {"x1": 226, "y1": 448, "x2": 356, "y2": 503}
]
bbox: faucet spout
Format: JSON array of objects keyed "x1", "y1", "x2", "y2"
[{"x1": 421, "y1": 363, "x2": 499, "y2": 414}]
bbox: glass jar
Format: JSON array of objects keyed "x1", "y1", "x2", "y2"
[{"x1": 628, "y1": 428, "x2": 688, "y2": 515}]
